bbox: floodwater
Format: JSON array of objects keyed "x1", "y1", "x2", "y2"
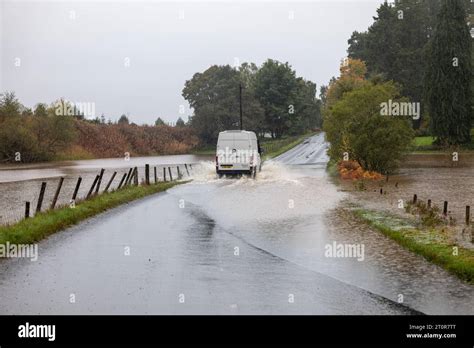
[
  {"x1": 0, "y1": 134, "x2": 473, "y2": 314},
  {"x1": 0, "y1": 155, "x2": 210, "y2": 183},
  {"x1": 339, "y1": 152, "x2": 474, "y2": 249},
  {"x1": 0, "y1": 154, "x2": 210, "y2": 225}
]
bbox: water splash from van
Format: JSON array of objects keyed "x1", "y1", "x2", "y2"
[{"x1": 190, "y1": 160, "x2": 300, "y2": 185}]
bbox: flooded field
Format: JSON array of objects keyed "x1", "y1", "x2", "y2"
[
  {"x1": 339, "y1": 153, "x2": 474, "y2": 249},
  {"x1": 0, "y1": 154, "x2": 212, "y2": 225}
]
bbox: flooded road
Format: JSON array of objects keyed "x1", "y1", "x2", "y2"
[
  {"x1": 0, "y1": 154, "x2": 208, "y2": 183},
  {"x1": 0, "y1": 134, "x2": 473, "y2": 314},
  {"x1": 0, "y1": 154, "x2": 209, "y2": 225}
]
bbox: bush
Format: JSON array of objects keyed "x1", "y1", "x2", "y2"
[
  {"x1": 0, "y1": 117, "x2": 45, "y2": 162},
  {"x1": 324, "y1": 81, "x2": 414, "y2": 174},
  {"x1": 337, "y1": 160, "x2": 384, "y2": 180}
]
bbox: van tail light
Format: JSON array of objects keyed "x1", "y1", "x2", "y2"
[{"x1": 250, "y1": 154, "x2": 254, "y2": 166}]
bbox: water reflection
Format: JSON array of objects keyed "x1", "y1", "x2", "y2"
[
  {"x1": 0, "y1": 154, "x2": 211, "y2": 224},
  {"x1": 0, "y1": 154, "x2": 212, "y2": 183},
  {"x1": 175, "y1": 161, "x2": 474, "y2": 314}
]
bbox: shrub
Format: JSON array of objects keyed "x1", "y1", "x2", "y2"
[{"x1": 324, "y1": 82, "x2": 414, "y2": 174}]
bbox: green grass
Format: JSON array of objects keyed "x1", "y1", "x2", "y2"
[
  {"x1": 413, "y1": 136, "x2": 435, "y2": 147},
  {"x1": 190, "y1": 145, "x2": 215, "y2": 156},
  {"x1": 0, "y1": 181, "x2": 184, "y2": 246},
  {"x1": 262, "y1": 132, "x2": 316, "y2": 160},
  {"x1": 411, "y1": 131, "x2": 474, "y2": 153},
  {"x1": 353, "y1": 208, "x2": 474, "y2": 284}
]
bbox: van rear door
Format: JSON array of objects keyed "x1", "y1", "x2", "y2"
[
  {"x1": 217, "y1": 133, "x2": 234, "y2": 166},
  {"x1": 217, "y1": 132, "x2": 252, "y2": 171}
]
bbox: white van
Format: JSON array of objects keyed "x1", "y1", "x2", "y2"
[{"x1": 216, "y1": 130, "x2": 262, "y2": 178}]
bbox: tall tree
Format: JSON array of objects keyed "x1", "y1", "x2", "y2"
[
  {"x1": 175, "y1": 117, "x2": 185, "y2": 127},
  {"x1": 183, "y1": 64, "x2": 265, "y2": 143},
  {"x1": 155, "y1": 117, "x2": 166, "y2": 126},
  {"x1": 471, "y1": 28, "x2": 474, "y2": 123},
  {"x1": 183, "y1": 65, "x2": 242, "y2": 143},
  {"x1": 0, "y1": 91, "x2": 22, "y2": 121},
  {"x1": 348, "y1": 0, "x2": 438, "y2": 122},
  {"x1": 238, "y1": 63, "x2": 266, "y2": 136},
  {"x1": 254, "y1": 60, "x2": 298, "y2": 138},
  {"x1": 289, "y1": 78, "x2": 322, "y2": 134},
  {"x1": 424, "y1": 0, "x2": 472, "y2": 145},
  {"x1": 183, "y1": 61, "x2": 320, "y2": 143},
  {"x1": 118, "y1": 114, "x2": 129, "y2": 125},
  {"x1": 325, "y1": 58, "x2": 369, "y2": 110}
]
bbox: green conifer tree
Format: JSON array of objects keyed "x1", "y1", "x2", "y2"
[{"x1": 424, "y1": 0, "x2": 472, "y2": 145}]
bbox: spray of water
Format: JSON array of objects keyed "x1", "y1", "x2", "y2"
[{"x1": 189, "y1": 160, "x2": 301, "y2": 185}]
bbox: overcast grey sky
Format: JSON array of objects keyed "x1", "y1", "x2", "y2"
[{"x1": 1, "y1": 0, "x2": 382, "y2": 124}]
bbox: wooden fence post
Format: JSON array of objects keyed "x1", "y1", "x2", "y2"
[
  {"x1": 87, "y1": 175, "x2": 100, "y2": 198},
  {"x1": 72, "y1": 177, "x2": 82, "y2": 201},
  {"x1": 163, "y1": 167, "x2": 167, "y2": 182},
  {"x1": 25, "y1": 201, "x2": 30, "y2": 219},
  {"x1": 104, "y1": 172, "x2": 117, "y2": 192},
  {"x1": 134, "y1": 167, "x2": 139, "y2": 186},
  {"x1": 177, "y1": 166, "x2": 182, "y2": 179},
  {"x1": 50, "y1": 177, "x2": 64, "y2": 210},
  {"x1": 168, "y1": 167, "x2": 173, "y2": 181},
  {"x1": 466, "y1": 206, "x2": 470, "y2": 226},
  {"x1": 117, "y1": 172, "x2": 127, "y2": 189},
  {"x1": 145, "y1": 164, "x2": 150, "y2": 185},
  {"x1": 125, "y1": 168, "x2": 133, "y2": 186},
  {"x1": 36, "y1": 182, "x2": 47, "y2": 213},
  {"x1": 95, "y1": 168, "x2": 105, "y2": 194},
  {"x1": 427, "y1": 199, "x2": 432, "y2": 208},
  {"x1": 413, "y1": 194, "x2": 417, "y2": 204},
  {"x1": 184, "y1": 164, "x2": 190, "y2": 176},
  {"x1": 443, "y1": 201, "x2": 448, "y2": 216}
]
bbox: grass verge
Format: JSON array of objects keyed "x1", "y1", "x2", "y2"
[
  {"x1": 411, "y1": 133, "x2": 474, "y2": 153},
  {"x1": 262, "y1": 132, "x2": 316, "y2": 160},
  {"x1": 352, "y1": 208, "x2": 474, "y2": 284},
  {"x1": 413, "y1": 136, "x2": 435, "y2": 147},
  {"x1": 190, "y1": 145, "x2": 215, "y2": 156},
  {"x1": 0, "y1": 181, "x2": 184, "y2": 246}
]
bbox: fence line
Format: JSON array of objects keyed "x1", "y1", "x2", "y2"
[{"x1": 4, "y1": 163, "x2": 195, "y2": 225}]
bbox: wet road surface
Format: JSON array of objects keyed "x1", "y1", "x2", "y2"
[
  {"x1": 0, "y1": 133, "x2": 473, "y2": 314},
  {"x1": 274, "y1": 133, "x2": 329, "y2": 165}
]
